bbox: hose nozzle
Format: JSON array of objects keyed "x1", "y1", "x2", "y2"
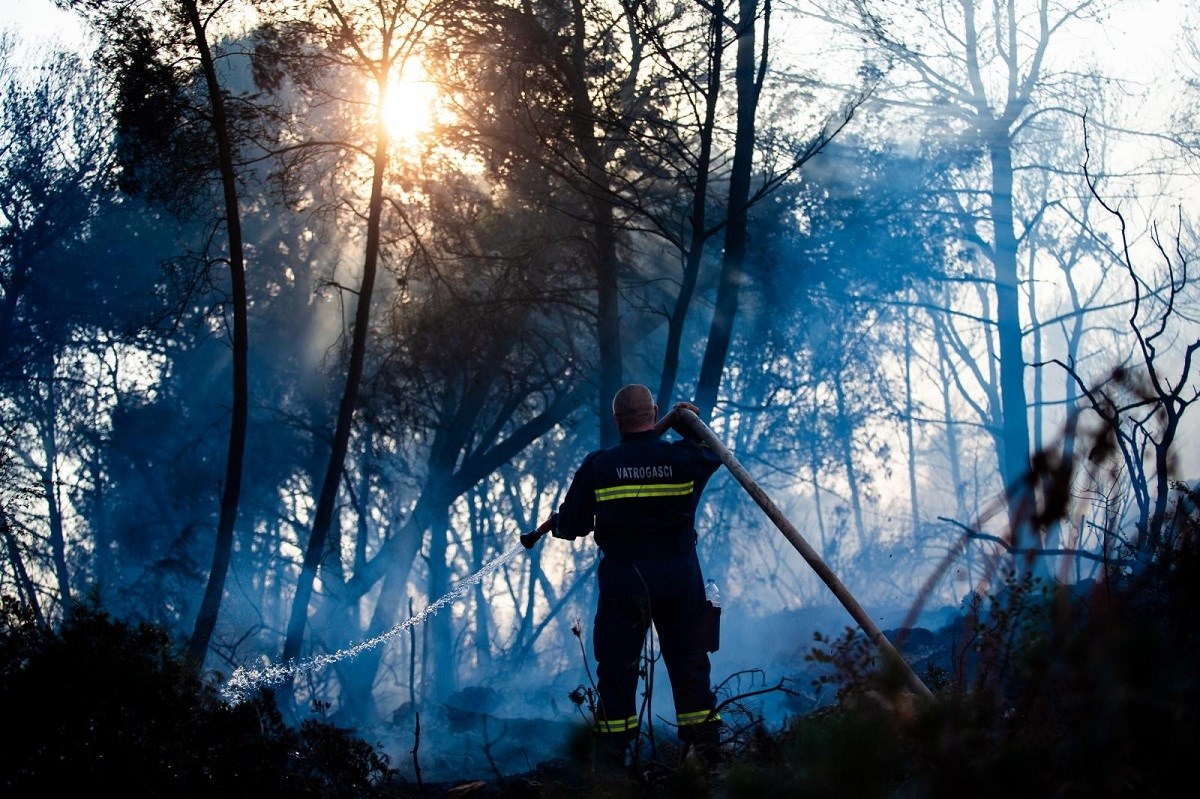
[{"x1": 521, "y1": 514, "x2": 556, "y2": 549}]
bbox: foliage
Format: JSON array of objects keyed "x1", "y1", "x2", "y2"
[
  {"x1": 719, "y1": 527, "x2": 1200, "y2": 798},
  {"x1": 0, "y1": 595, "x2": 395, "y2": 798},
  {"x1": 81, "y1": 1, "x2": 224, "y2": 209},
  {"x1": 0, "y1": 33, "x2": 123, "y2": 371}
]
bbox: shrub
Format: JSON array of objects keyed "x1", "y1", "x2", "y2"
[
  {"x1": 723, "y1": 531, "x2": 1200, "y2": 798},
  {"x1": 0, "y1": 596, "x2": 394, "y2": 798}
]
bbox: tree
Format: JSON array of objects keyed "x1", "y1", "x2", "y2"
[
  {"x1": 0, "y1": 34, "x2": 115, "y2": 379},
  {"x1": 174, "y1": 0, "x2": 253, "y2": 671},
  {"x1": 616, "y1": 1, "x2": 868, "y2": 423},
  {"x1": 68, "y1": 0, "x2": 261, "y2": 669},
  {"x1": 0, "y1": 32, "x2": 128, "y2": 618},
  {"x1": 836, "y1": 0, "x2": 1122, "y2": 560},
  {"x1": 695, "y1": 0, "x2": 763, "y2": 422},
  {"x1": 633, "y1": 2, "x2": 728, "y2": 411},
  {"x1": 331, "y1": 170, "x2": 595, "y2": 715},
  {"x1": 447, "y1": 0, "x2": 673, "y2": 446},
  {"x1": 1058, "y1": 150, "x2": 1199, "y2": 557},
  {"x1": 705, "y1": 140, "x2": 951, "y2": 598},
  {"x1": 253, "y1": 0, "x2": 501, "y2": 714}
]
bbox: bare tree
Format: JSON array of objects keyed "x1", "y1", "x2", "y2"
[
  {"x1": 833, "y1": 0, "x2": 1123, "y2": 562},
  {"x1": 1057, "y1": 147, "x2": 1199, "y2": 555}
]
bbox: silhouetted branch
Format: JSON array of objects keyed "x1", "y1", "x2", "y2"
[
  {"x1": 937, "y1": 516, "x2": 1110, "y2": 563},
  {"x1": 411, "y1": 710, "x2": 424, "y2": 793}
]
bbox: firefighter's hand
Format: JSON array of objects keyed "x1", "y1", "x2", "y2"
[
  {"x1": 670, "y1": 402, "x2": 702, "y2": 440},
  {"x1": 521, "y1": 512, "x2": 559, "y2": 549},
  {"x1": 549, "y1": 512, "x2": 576, "y2": 540}
]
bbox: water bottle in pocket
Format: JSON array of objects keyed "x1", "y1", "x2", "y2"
[{"x1": 701, "y1": 579, "x2": 722, "y2": 652}]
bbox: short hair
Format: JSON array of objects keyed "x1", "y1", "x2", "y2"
[{"x1": 612, "y1": 384, "x2": 656, "y2": 424}]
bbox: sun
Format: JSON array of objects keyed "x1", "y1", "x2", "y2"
[{"x1": 379, "y1": 61, "x2": 437, "y2": 144}]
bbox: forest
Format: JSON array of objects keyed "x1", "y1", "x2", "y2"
[{"x1": 1, "y1": 0, "x2": 1198, "y2": 795}]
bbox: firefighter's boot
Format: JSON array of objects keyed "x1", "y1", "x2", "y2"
[
  {"x1": 593, "y1": 730, "x2": 633, "y2": 778},
  {"x1": 689, "y1": 720, "x2": 722, "y2": 771}
]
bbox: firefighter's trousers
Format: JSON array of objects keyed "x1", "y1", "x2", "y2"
[{"x1": 592, "y1": 547, "x2": 720, "y2": 747}]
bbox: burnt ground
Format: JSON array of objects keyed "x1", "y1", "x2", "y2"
[{"x1": 364, "y1": 609, "x2": 965, "y2": 798}]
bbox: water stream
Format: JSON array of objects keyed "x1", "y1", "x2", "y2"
[{"x1": 219, "y1": 539, "x2": 526, "y2": 705}]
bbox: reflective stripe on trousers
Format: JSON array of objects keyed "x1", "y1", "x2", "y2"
[
  {"x1": 677, "y1": 709, "x2": 721, "y2": 727},
  {"x1": 596, "y1": 714, "x2": 639, "y2": 734}
]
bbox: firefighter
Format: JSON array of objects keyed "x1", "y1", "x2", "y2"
[{"x1": 549, "y1": 383, "x2": 724, "y2": 772}]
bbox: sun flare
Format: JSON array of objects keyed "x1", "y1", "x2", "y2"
[{"x1": 378, "y1": 62, "x2": 437, "y2": 143}]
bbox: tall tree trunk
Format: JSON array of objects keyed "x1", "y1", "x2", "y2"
[
  {"x1": 468, "y1": 491, "x2": 493, "y2": 673},
  {"x1": 1027, "y1": 247, "x2": 1044, "y2": 455},
  {"x1": 934, "y1": 326, "x2": 969, "y2": 524},
  {"x1": 338, "y1": 497, "x2": 438, "y2": 722},
  {"x1": 656, "y1": 7, "x2": 723, "y2": 410},
  {"x1": 833, "y1": 376, "x2": 867, "y2": 544},
  {"x1": 183, "y1": 0, "x2": 250, "y2": 671},
  {"x1": 696, "y1": 0, "x2": 760, "y2": 422},
  {"x1": 594, "y1": 198, "x2": 623, "y2": 446},
  {"x1": 810, "y1": 433, "x2": 829, "y2": 557},
  {"x1": 87, "y1": 370, "x2": 113, "y2": 598},
  {"x1": 35, "y1": 370, "x2": 72, "y2": 607},
  {"x1": 279, "y1": 83, "x2": 390, "y2": 714},
  {"x1": 987, "y1": 131, "x2": 1034, "y2": 550},
  {"x1": 903, "y1": 300, "x2": 920, "y2": 531},
  {"x1": 564, "y1": 0, "x2": 624, "y2": 444},
  {"x1": 426, "y1": 508, "x2": 455, "y2": 702}
]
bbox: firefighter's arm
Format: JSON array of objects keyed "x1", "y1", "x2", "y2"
[
  {"x1": 552, "y1": 454, "x2": 597, "y2": 540},
  {"x1": 522, "y1": 456, "x2": 595, "y2": 548}
]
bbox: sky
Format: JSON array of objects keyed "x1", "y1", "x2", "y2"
[
  {"x1": 2, "y1": 0, "x2": 1192, "y2": 60},
  {"x1": 2, "y1": 0, "x2": 88, "y2": 50},
  {"x1": 4, "y1": 0, "x2": 1192, "y2": 131}
]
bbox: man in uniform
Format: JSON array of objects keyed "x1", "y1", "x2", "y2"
[{"x1": 548, "y1": 383, "x2": 724, "y2": 772}]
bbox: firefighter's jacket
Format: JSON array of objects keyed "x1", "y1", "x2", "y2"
[{"x1": 554, "y1": 427, "x2": 721, "y2": 559}]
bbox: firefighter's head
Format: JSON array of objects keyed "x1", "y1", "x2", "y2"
[{"x1": 613, "y1": 383, "x2": 657, "y2": 434}]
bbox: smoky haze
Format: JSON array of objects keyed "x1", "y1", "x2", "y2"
[{"x1": 1, "y1": 0, "x2": 1197, "y2": 785}]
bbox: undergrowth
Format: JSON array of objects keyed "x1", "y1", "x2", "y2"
[{"x1": 2, "y1": 474, "x2": 1196, "y2": 798}]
